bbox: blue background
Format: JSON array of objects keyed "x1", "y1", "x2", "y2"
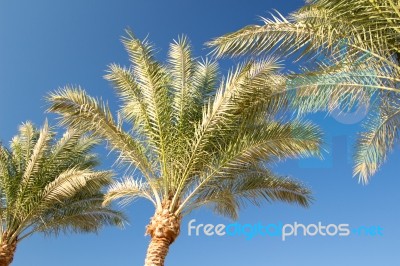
[{"x1": 0, "y1": 1, "x2": 398, "y2": 265}]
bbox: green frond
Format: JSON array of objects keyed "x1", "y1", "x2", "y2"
[
  {"x1": 203, "y1": 190, "x2": 239, "y2": 220},
  {"x1": 10, "y1": 122, "x2": 39, "y2": 173},
  {"x1": 192, "y1": 59, "x2": 219, "y2": 102},
  {"x1": 170, "y1": 58, "x2": 219, "y2": 142},
  {"x1": 188, "y1": 58, "x2": 283, "y2": 155},
  {"x1": 29, "y1": 197, "x2": 125, "y2": 238},
  {"x1": 171, "y1": 61, "x2": 270, "y2": 199},
  {"x1": 170, "y1": 58, "x2": 314, "y2": 210},
  {"x1": 189, "y1": 167, "x2": 312, "y2": 220},
  {"x1": 47, "y1": 87, "x2": 154, "y2": 180},
  {"x1": 214, "y1": 121, "x2": 322, "y2": 178},
  {"x1": 21, "y1": 120, "x2": 52, "y2": 186},
  {"x1": 354, "y1": 96, "x2": 400, "y2": 183},
  {"x1": 207, "y1": 13, "x2": 317, "y2": 58},
  {"x1": 177, "y1": 121, "x2": 321, "y2": 214},
  {"x1": 103, "y1": 177, "x2": 154, "y2": 206},
  {"x1": 41, "y1": 168, "x2": 112, "y2": 206},
  {"x1": 285, "y1": 65, "x2": 392, "y2": 115},
  {"x1": 168, "y1": 36, "x2": 195, "y2": 125},
  {"x1": 104, "y1": 63, "x2": 150, "y2": 132},
  {"x1": 208, "y1": 0, "x2": 400, "y2": 60},
  {"x1": 0, "y1": 146, "x2": 16, "y2": 216},
  {"x1": 122, "y1": 30, "x2": 174, "y2": 186},
  {"x1": 50, "y1": 129, "x2": 85, "y2": 158}
]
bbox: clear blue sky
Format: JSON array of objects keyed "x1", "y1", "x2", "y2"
[{"x1": 1, "y1": 1, "x2": 399, "y2": 265}]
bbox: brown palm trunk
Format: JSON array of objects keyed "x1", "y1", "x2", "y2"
[
  {"x1": 144, "y1": 200, "x2": 181, "y2": 266},
  {"x1": 144, "y1": 235, "x2": 172, "y2": 266},
  {"x1": 0, "y1": 233, "x2": 17, "y2": 266}
]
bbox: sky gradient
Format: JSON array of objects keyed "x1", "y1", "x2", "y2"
[{"x1": 0, "y1": 1, "x2": 399, "y2": 265}]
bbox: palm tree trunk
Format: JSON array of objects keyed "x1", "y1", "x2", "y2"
[
  {"x1": 144, "y1": 235, "x2": 172, "y2": 266},
  {"x1": 0, "y1": 233, "x2": 17, "y2": 266},
  {"x1": 144, "y1": 201, "x2": 181, "y2": 266}
]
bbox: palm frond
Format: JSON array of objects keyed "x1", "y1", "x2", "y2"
[
  {"x1": 122, "y1": 31, "x2": 173, "y2": 182},
  {"x1": 26, "y1": 197, "x2": 125, "y2": 238},
  {"x1": 41, "y1": 168, "x2": 112, "y2": 206},
  {"x1": 177, "y1": 121, "x2": 321, "y2": 214},
  {"x1": 192, "y1": 59, "x2": 219, "y2": 103},
  {"x1": 354, "y1": 95, "x2": 400, "y2": 183},
  {"x1": 168, "y1": 36, "x2": 195, "y2": 126},
  {"x1": 207, "y1": 13, "x2": 318, "y2": 58},
  {"x1": 21, "y1": 120, "x2": 52, "y2": 186},
  {"x1": 189, "y1": 167, "x2": 312, "y2": 220},
  {"x1": 104, "y1": 64, "x2": 150, "y2": 132},
  {"x1": 47, "y1": 88, "x2": 154, "y2": 181},
  {"x1": 103, "y1": 177, "x2": 154, "y2": 206}
]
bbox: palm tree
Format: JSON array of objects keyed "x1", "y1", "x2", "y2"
[
  {"x1": 48, "y1": 31, "x2": 322, "y2": 266},
  {"x1": 208, "y1": 0, "x2": 400, "y2": 184},
  {"x1": 0, "y1": 121, "x2": 124, "y2": 266}
]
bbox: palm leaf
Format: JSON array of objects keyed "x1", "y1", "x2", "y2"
[{"x1": 354, "y1": 95, "x2": 400, "y2": 183}]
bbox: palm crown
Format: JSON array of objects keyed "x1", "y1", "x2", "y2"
[
  {"x1": 0, "y1": 121, "x2": 124, "y2": 266},
  {"x1": 48, "y1": 31, "x2": 322, "y2": 265},
  {"x1": 209, "y1": 0, "x2": 400, "y2": 184}
]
